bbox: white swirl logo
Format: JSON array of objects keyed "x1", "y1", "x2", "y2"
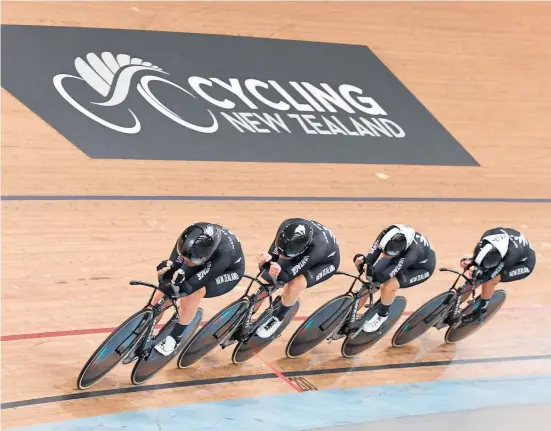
[{"x1": 53, "y1": 52, "x2": 219, "y2": 134}]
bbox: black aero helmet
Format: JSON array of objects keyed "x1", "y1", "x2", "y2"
[
  {"x1": 275, "y1": 221, "x2": 314, "y2": 258},
  {"x1": 474, "y1": 242, "x2": 503, "y2": 269},
  {"x1": 177, "y1": 223, "x2": 222, "y2": 265},
  {"x1": 381, "y1": 226, "x2": 408, "y2": 257}
]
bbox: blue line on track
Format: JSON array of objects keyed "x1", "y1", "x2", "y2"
[
  {"x1": 2, "y1": 353, "x2": 551, "y2": 409},
  {"x1": 7, "y1": 374, "x2": 551, "y2": 431}
]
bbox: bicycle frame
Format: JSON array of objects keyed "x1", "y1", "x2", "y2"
[
  {"x1": 212, "y1": 272, "x2": 283, "y2": 346},
  {"x1": 438, "y1": 268, "x2": 482, "y2": 321},
  {"x1": 317, "y1": 271, "x2": 378, "y2": 334},
  {"x1": 128, "y1": 280, "x2": 181, "y2": 353}
]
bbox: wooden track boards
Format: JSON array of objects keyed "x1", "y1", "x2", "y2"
[{"x1": 2, "y1": 2, "x2": 551, "y2": 429}]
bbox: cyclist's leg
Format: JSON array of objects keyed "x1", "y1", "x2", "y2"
[
  {"x1": 358, "y1": 284, "x2": 380, "y2": 309},
  {"x1": 177, "y1": 264, "x2": 244, "y2": 332},
  {"x1": 150, "y1": 284, "x2": 205, "y2": 323},
  {"x1": 156, "y1": 264, "x2": 244, "y2": 356},
  {"x1": 281, "y1": 252, "x2": 340, "y2": 318},
  {"x1": 361, "y1": 275, "x2": 413, "y2": 332},
  {"x1": 253, "y1": 289, "x2": 270, "y2": 314},
  {"x1": 203, "y1": 263, "x2": 245, "y2": 299},
  {"x1": 281, "y1": 275, "x2": 307, "y2": 306},
  {"x1": 178, "y1": 288, "x2": 207, "y2": 324},
  {"x1": 151, "y1": 289, "x2": 169, "y2": 306},
  {"x1": 255, "y1": 272, "x2": 307, "y2": 339},
  {"x1": 500, "y1": 250, "x2": 536, "y2": 284},
  {"x1": 381, "y1": 276, "x2": 401, "y2": 304},
  {"x1": 256, "y1": 267, "x2": 284, "y2": 313},
  {"x1": 463, "y1": 250, "x2": 535, "y2": 303},
  {"x1": 460, "y1": 275, "x2": 503, "y2": 324},
  {"x1": 154, "y1": 287, "x2": 206, "y2": 356},
  {"x1": 257, "y1": 252, "x2": 340, "y2": 338},
  {"x1": 363, "y1": 253, "x2": 435, "y2": 332},
  {"x1": 260, "y1": 251, "x2": 341, "y2": 311},
  {"x1": 397, "y1": 250, "x2": 436, "y2": 290}
]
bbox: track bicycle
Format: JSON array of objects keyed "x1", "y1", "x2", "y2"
[
  {"x1": 285, "y1": 271, "x2": 407, "y2": 359},
  {"x1": 77, "y1": 280, "x2": 202, "y2": 388},
  {"x1": 177, "y1": 271, "x2": 297, "y2": 367},
  {"x1": 391, "y1": 267, "x2": 507, "y2": 346}
]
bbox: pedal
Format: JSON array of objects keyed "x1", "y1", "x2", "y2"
[
  {"x1": 220, "y1": 337, "x2": 238, "y2": 349},
  {"x1": 220, "y1": 340, "x2": 237, "y2": 349},
  {"x1": 122, "y1": 343, "x2": 142, "y2": 364},
  {"x1": 328, "y1": 326, "x2": 345, "y2": 341},
  {"x1": 322, "y1": 318, "x2": 345, "y2": 342},
  {"x1": 430, "y1": 313, "x2": 448, "y2": 330},
  {"x1": 350, "y1": 327, "x2": 369, "y2": 339},
  {"x1": 349, "y1": 323, "x2": 366, "y2": 339},
  {"x1": 434, "y1": 320, "x2": 449, "y2": 330},
  {"x1": 461, "y1": 314, "x2": 485, "y2": 326},
  {"x1": 218, "y1": 322, "x2": 242, "y2": 349},
  {"x1": 330, "y1": 331, "x2": 346, "y2": 341},
  {"x1": 122, "y1": 353, "x2": 139, "y2": 365}
]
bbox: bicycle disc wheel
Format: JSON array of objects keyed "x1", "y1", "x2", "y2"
[
  {"x1": 341, "y1": 296, "x2": 407, "y2": 358},
  {"x1": 177, "y1": 298, "x2": 250, "y2": 369},
  {"x1": 286, "y1": 294, "x2": 354, "y2": 359},
  {"x1": 131, "y1": 308, "x2": 204, "y2": 385},
  {"x1": 77, "y1": 308, "x2": 153, "y2": 390},
  {"x1": 445, "y1": 289, "x2": 507, "y2": 344},
  {"x1": 391, "y1": 291, "x2": 455, "y2": 347},
  {"x1": 232, "y1": 299, "x2": 300, "y2": 365}
]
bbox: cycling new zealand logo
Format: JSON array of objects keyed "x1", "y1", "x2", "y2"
[
  {"x1": 53, "y1": 52, "x2": 400, "y2": 137},
  {"x1": 1, "y1": 25, "x2": 478, "y2": 165}
]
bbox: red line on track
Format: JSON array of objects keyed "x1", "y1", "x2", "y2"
[
  {"x1": 0, "y1": 318, "x2": 306, "y2": 342},
  {"x1": 256, "y1": 353, "x2": 303, "y2": 393},
  {"x1": 2, "y1": 306, "x2": 549, "y2": 342}
]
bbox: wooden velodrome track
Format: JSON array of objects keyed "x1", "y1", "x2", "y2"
[{"x1": 2, "y1": 1, "x2": 551, "y2": 429}]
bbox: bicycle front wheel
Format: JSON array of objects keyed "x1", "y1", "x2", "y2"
[{"x1": 77, "y1": 308, "x2": 153, "y2": 390}]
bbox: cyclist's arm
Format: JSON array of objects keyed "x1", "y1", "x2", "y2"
[
  {"x1": 266, "y1": 238, "x2": 281, "y2": 262},
  {"x1": 167, "y1": 241, "x2": 181, "y2": 263},
  {"x1": 475, "y1": 246, "x2": 520, "y2": 284},
  {"x1": 371, "y1": 246, "x2": 420, "y2": 283},
  {"x1": 364, "y1": 229, "x2": 388, "y2": 265},
  {"x1": 277, "y1": 243, "x2": 323, "y2": 284},
  {"x1": 184, "y1": 252, "x2": 233, "y2": 292},
  {"x1": 158, "y1": 242, "x2": 183, "y2": 281},
  {"x1": 476, "y1": 263, "x2": 504, "y2": 284}
]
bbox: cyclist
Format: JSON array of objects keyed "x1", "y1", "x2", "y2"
[
  {"x1": 256, "y1": 218, "x2": 341, "y2": 338},
  {"x1": 153, "y1": 222, "x2": 245, "y2": 356},
  {"x1": 459, "y1": 227, "x2": 536, "y2": 324},
  {"x1": 354, "y1": 224, "x2": 436, "y2": 332}
]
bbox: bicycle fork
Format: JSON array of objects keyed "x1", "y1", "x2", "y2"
[
  {"x1": 329, "y1": 289, "x2": 372, "y2": 342},
  {"x1": 434, "y1": 291, "x2": 468, "y2": 330},
  {"x1": 328, "y1": 303, "x2": 357, "y2": 342},
  {"x1": 121, "y1": 310, "x2": 158, "y2": 363},
  {"x1": 219, "y1": 312, "x2": 249, "y2": 349}
]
